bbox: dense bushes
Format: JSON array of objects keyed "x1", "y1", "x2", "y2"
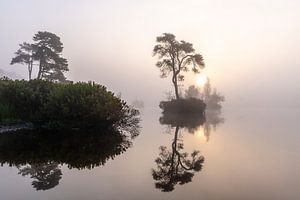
[
  {"x1": 159, "y1": 98, "x2": 206, "y2": 114},
  {"x1": 0, "y1": 78, "x2": 139, "y2": 130}
]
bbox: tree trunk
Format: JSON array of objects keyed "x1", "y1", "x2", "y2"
[
  {"x1": 172, "y1": 75, "x2": 180, "y2": 100},
  {"x1": 28, "y1": 62, "x2": 32, "y2": 80},
  {"x1": 174, "y1": 81, "x2": 179, "y2": 100},
  {"x1": 37, "y1": 61, "x2": 42, "y2": 79},
  {"x1": 170, "y1": 126, "x2": 180, "y2": 175},
  {"x1": 171, "y1": 56, "x2": 180, "y2": 100}
]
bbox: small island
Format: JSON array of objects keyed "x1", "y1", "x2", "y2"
[
  {"x1": 0, "y1": 31, "x2": 140, "y2": 137},
  {"x1": 153, "y1": 33, "x2": 205, "y2": 114},
  {"x1": 153, "y1": 33, "x2": 224, "y2": 115}
]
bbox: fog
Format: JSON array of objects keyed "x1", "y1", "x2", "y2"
[{"x1": 1, "y1": 0, "x2": 300, "y2": 107}]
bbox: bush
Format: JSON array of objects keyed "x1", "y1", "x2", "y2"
[
  {"x1": 0, "y1": 78, "x2": 139, "y2": 131},
  {"x1": 159, "y1": 98, "x2": 206, "y2": 114}
]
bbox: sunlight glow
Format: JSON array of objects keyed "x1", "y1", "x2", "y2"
[
  {"x1": 196, "y1": 74, "x2": 207, "y2": 87},
  {"x1": 195, "y1": 128, "x2": 205, "y2": 140}
]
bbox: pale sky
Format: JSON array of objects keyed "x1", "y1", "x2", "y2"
[{"x1": 1, "y1": 0, "x2": 300, "y2": 107}]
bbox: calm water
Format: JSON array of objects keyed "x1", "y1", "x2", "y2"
[{"x1": 0, "y1": 108, "x2": 299, "y2": 200}]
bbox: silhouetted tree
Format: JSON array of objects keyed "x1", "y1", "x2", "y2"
[
  {"x1": 203, "y1": 78, "x2": 211, "y2": 102},
  {"x1": 208, "y1": 89, "x2": 225, "y2": 109},
  {"x1": 153, "y1": 33, "x2": 205, "y2": 99},
  {"x1": 11, "y1": 42, "x2": 35, "y2": 80},
  {"x1": 18, "y1": 162, "x2": 62, "y2": 191},
  {"x1": 152, "y1": 126, "x2": 204, "y2": 192},
  {"x1": 184, "y1": 85, "x2": 200, "y2": 99},
  {"x1": 11, "y1": 31, "x2": 69, "y2": 82},
  {"x1": 33, "y1": 31, "x2": 68, "y2": 82},
  {"x1": 202, "y1": 79, "x2": 224, "y2": 109}
]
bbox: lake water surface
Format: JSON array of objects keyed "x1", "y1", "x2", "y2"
[{"x1": 0, "y1": 108, "x2": 299, "y2": 200}]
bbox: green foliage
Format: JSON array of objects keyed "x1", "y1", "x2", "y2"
[{"x1": 0, "y1": 79, "x2": 139, "y2": 131}]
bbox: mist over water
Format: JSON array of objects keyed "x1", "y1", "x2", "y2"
[
  {"x1": 0, "y1": 108, "x2": 299, "y2": 199},
  {"x1": 1, "y1": 1, "x2": 300, "y2": 199}
]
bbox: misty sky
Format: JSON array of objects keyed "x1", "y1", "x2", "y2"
[{"x1": 1, "y1": 0, "x2": 300, "y2": 107}]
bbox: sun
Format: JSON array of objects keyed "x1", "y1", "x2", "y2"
[{"x1": 195, "y1": 74, "x2": 207, "y2": 87}]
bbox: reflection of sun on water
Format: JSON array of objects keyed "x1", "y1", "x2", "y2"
[{"x1": 196, "y1": 74, "x2": 207, "y2": 87}]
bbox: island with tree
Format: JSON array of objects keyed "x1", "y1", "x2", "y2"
[
  {"x1": 153, "y1": 33, "x2": 207, "y2": 114},
  {"x1": 0, "y1": 31, "x2": 140, "y2": 138}
]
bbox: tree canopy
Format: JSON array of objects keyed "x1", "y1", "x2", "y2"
[
  {"x1": 11, "y1": 31, "x2": 69, "y2": 82},
  {"x1": 153, "y1": 33, "x2": 205, "y2": 99},
  {"x1": 11, "y1": 42, "x2": 34, "y2": 80}
]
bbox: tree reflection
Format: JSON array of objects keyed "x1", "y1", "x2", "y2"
[
  {"x1": 18, "y1": 162, "x2": 62, "y2": 191},
  {"x1": 0, "y1": 128, "x2": 139, "y2": 191},
  {"x1": 153, "y1": 113, "x2": 206, "y2": 192},
  {"x1": 160, "y1": 110, "x2": 224, "y2": 141},
  {"x1": 152, "y1": 126, "x2": 204, "y2": 192},
  {"x1": 159, "y1": 112, "x2": 206, "y2": 133},
  {"x1": 203, "y1": 110, "x2": 224, "y2": 141}
]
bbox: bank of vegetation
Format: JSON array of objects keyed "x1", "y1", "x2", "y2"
[{"x1": 0, "y1": 78, "x2": 139, "y2": 133}]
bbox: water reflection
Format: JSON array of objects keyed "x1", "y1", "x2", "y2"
[
  {"x1": 153, "y1": 110, "x2": 224, "y2": 192},
  {"x1": 159, "y1": 113, "x2": 206, "y2": 133},
  {"x1": 153, "y1": 113, "x2": 206, "y2": 192},
  {"x1": 152, "y1": 125, "x2": 205, "y2": 192},
  {"x1": 203, "y1": 110, "x2": 224, "y2": 141},
  {"x1": 18, "y1": 162, "x2": 62, "y2": 191},
  {"x1": 159, "y1": 110, "x2": 224, "y2": 140},
  {"x1": 0, "y1": 129, "x2": 137, "y2": 191}
]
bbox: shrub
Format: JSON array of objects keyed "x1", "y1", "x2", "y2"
[
  {"x1": 0, "y1": 78, "x2": 55, "y2": 123},
  {"x1": 159, "y1": 98, "x2": 206, "y2": 114},
  {"x1": 0, "y1": 79, "x2": 139, "y2": 131}
]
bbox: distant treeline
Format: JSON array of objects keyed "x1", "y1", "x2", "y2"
[{"x1": 0, "y1": 78, "x2": 139, "y2": 132}]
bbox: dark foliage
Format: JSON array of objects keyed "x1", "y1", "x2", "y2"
[
  {"x1": 0, "y1": 78, "x2": 140, "y2": 131},
  {"x1": 153, "y1": 33, "x2": 205, "y2": 100},
  {"x1": 11, "y1": 31, "x2": 68, "y2": 82},
  {"x1": 18, "y1": 162, "x2": 62, "y2": 191},
  {"x1": 159, "y1": 98, "x2": 206, "y2": 115},
  {"x1": 0, "y1": 128, "x2": 137, "y2": 191},
  {"x1": 152, "y1": 126, "x2": 204, "y2": 192},
  {"x1": 0, "y1": 129, "x2": 133, "y2": 170},
  {"x1": 10, "y1": 42, "x2": 34, "y2": 80},
  {"x1": 159, "y1": 112, "x2": 206, "y2": 133}
]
